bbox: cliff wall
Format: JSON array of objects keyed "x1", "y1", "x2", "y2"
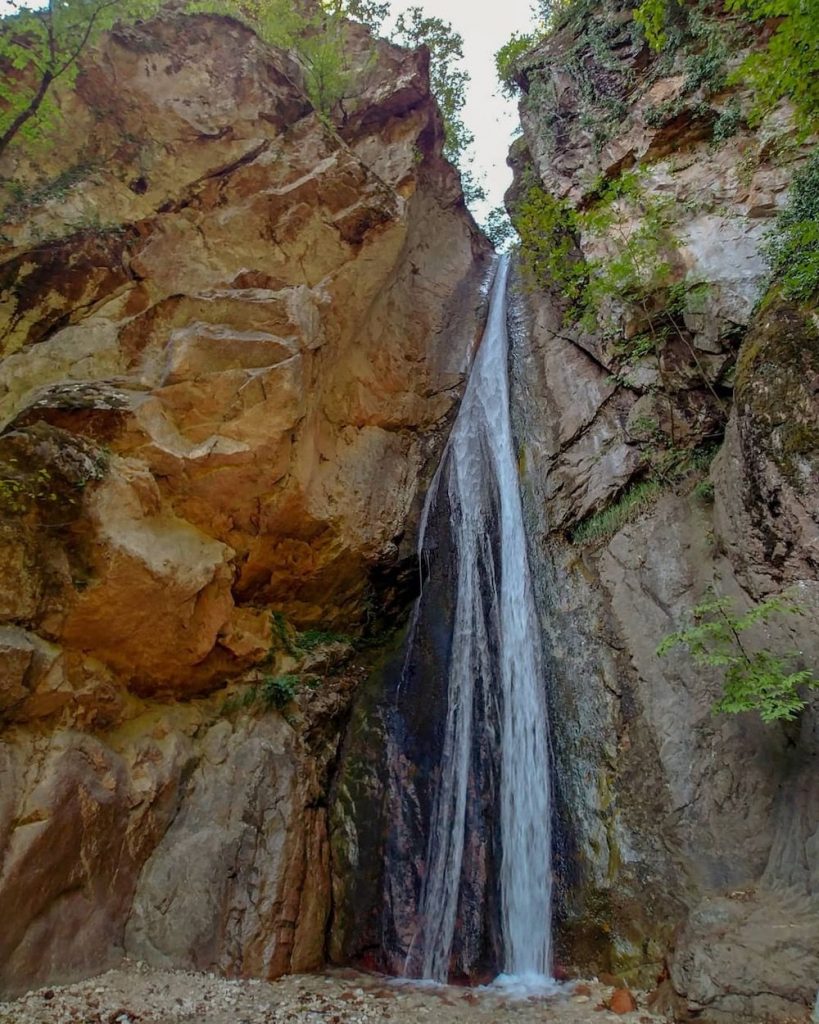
[
  {"x1": 506, "y1": 2, "x2": 819, "y2": 1019},
  {"x1": 0, "y1": 8, "x2": 490, "y2": 993}
]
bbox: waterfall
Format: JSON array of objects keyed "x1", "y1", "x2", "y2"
[{"x1": 400, "y1": 254, "x2": 553, "y2": 983}]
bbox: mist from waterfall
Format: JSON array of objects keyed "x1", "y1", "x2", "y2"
[{"x1": 405, "y1": 254, "x2": 553, "y2": 983}]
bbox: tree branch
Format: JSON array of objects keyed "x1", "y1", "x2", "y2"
[{"x1": 0, "y1": 67, "x2": 53, "y2": 156}]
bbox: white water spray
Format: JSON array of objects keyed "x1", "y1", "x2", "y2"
[{"x1": 409, "y1": 254, "x2": 553, "y2": 982}]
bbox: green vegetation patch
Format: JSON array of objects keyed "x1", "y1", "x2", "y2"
[
  {"x1": 764, "y1": 150, "x2": 819, "y2": 303},
  {"x1": 222, "y1": 673, "x2": 302, "y2": 715},
  {"x1": 659, "y1": 589, "x2": 819, "y2": 722},
  {"x1": 635, "y1": 0, "x2": 819, "y2": 136},
  {"x1": 296, "y1": 628, "x2": 354, "y2": 651},
  {"x1": 495, "y1": 31, "x2": 538, "y2": 98},
  {"x1": 512, "y1": 176, "x2": 586, "y2": 303},
  {"x1": 570, "y1": 479, "x2": 664, "y2": 546}
]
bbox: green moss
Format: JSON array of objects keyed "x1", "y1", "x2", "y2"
[
  {"x1": 296, "y1": 628, "x2": 354, "y2": 651},
  {"x1": 570, "y1": 480, "x2": 664, "y2": 546},
  {"x1": 781, "y1": 422, "x2": 819, "y2": 460},
  {"x1": 735, "y1": 298, "x2": 819, "y2": 488}
]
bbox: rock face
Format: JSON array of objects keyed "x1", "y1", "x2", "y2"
[
  {"x1": 0, "y1": 7, "x2": 490, "y2": 995},
  {"x1": 505, "y1": 1, "x2": 819, "y2": 1019}
]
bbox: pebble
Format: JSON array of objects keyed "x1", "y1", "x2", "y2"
[{"x1": 0, "y1": 963, "x2": 668, "y2": 1024}]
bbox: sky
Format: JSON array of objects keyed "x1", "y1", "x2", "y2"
[{"x1": 388, "y1": 0, "x2": 537, "y2": 222}]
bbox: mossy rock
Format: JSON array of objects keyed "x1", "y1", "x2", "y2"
[
  {"x1": 735, "y1": 298, "x2": 819, "y2": 490},
  {"x1": 0, "y1": 421, "x2": 107, "y2": 521}
]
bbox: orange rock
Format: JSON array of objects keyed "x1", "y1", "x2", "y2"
[
  {"x1": 0, "y1": 0, "x2": 491, "y2": 1000},
  {"x1": 609, "y1": 988, "x2": 638, "y2": 1014}
]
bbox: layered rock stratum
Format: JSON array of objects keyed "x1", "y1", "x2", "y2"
[{"x1": 0, "y1": 7, "x2": 490, "y2": 994}]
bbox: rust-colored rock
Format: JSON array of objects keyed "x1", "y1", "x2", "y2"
[
  {"x1": 608, "y1": 988, "x2": 637, "y2": 1014},
  {"x1": 0, "y1": 5, "x2": 490, "y2": 996}
]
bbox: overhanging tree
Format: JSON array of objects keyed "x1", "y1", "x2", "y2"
[{"x1": 0, "y1": 0, "x2": 162, "y2": 157}]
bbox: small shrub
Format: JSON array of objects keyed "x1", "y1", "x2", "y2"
[
  {"x1": 259, "y1": 674, "x2": 299, "y2": 710},
  {"x1": 710, "y1": 101, "x2": 742, "y2": 147},
  {"x1": 495, "y1": 31, "x2": 537, "y2": 97},
  {"x1": 579, "y1": 186, "x2": 678, "y2": 329},
  {"x1": 296, "y1": 629, "x2": 353, "y2": 651},
  {"x1": 763, "y1": 151, "x2": 819, "y2": 302},
  {"x1": 658, "y1": 590, "x2": 819, "y2": 721},
  {"x1": 682, "y1": 31, "x2": 728, "y2": 94},
  {"x1": 222, "y1": 674, "x2": 301, "y2": 715}
]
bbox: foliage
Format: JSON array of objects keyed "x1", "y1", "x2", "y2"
[
  {"x1": 725, "y1": 0, "x2": 819, "y2": 135},
  {"x1": 512, "y1": 178, "x2": 586, "y2": 302},
  {"x1": 0, "y1": 0, "x2": 482, "y2": 198},
  {"x1": 512, "y1": 166, "x2": 684, "y2": 327},
  {"x1": 296, "y1": 628, "x2": 353, "y2": 651},
  {"x1": 0, "y1": 0, "x2": 392, "y2": 153},
  {"x1": 392, "y1": 7, "x2": 471, "y2": 170},
  {"x1": 763, "y1": 150, "x2": 819, "y2": 302},
  {"x1": 635, "y1": 0, "x2": 819, "y2": 135},
  {"x1": 272, "y1": 610, "x2": 355, "y2": 656},
  {"x1": 188, "y1": 0, "x2": 346, "y2": 114},
  {"x1": 494, "y1": 31, "x2": 536, "y2": 98},
  {"x1": 482, "y1": 205, "x2": 515, "y2": 251},
  {"x1": 570, "y1": 479, "x2": 663, "y2": 545},
  {"x1": 223, "y1": 673, "x2": 301, "y2": 714},
  {"x1": 259, "y1": 673, "x2": 300, "y2": 709},
  {"x1": 711, "y1": 100, "x2": 742, "y2": 147},
  {"x1": 0, "y1": 0, "x2": 163, "y2": 156},
  {"x1": 325, "y1": 0, "x2": 389, "y2": 34},
  {"x1": 658, "y1": 590, "x2": 819, "y2": 721},
  {"x1": 682, "y1": 31, "x2": 728, "y2": 94},
  {"x1": 579, "y1": 176, "x2": 678, "y2": 329},
  {"x1": 571, "y1": 438, "x2": 718, "y2": 545},
  {"x1": 633, "y1": 0, "x2": 670, "y2": 50}
]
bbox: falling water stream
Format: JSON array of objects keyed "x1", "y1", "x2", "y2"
[{"x1": 402, "y1": 254, "x2": 553, "y2": 985}]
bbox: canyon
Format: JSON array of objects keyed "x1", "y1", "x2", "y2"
[{"x1": 0, "y1": 2, "x2": 817, "y2": 1022}]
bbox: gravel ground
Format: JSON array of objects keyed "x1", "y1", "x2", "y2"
[{"x1": 0, "y1": 963, "x2": 669, "y2": 1024}]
